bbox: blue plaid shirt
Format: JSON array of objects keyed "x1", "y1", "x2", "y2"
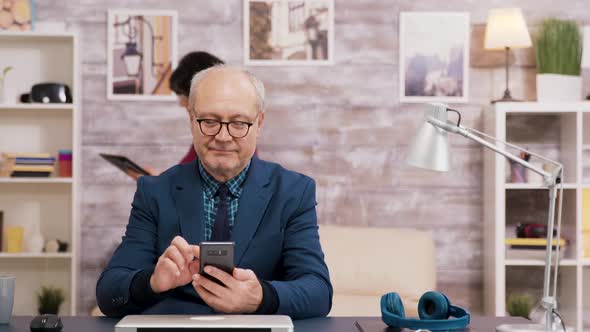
[{"x1": 198, "y1": 161, "x2": 250, "y2": 241}]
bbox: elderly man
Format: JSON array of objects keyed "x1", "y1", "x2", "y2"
[{"x1": 96, "y1": 66, "x2": 332, "y2": 319}]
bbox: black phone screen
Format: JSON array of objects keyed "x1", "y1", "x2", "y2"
[{"x1": 199, "y1": 241, "x2": 235, "y2": 285}]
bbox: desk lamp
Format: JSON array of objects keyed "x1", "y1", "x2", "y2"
[
  {"x1": 484, "y1": 8, "x2": 532, "y2": 103},
  {"x1": 407, "y1": 103, "x2": 565, "y2": 332}
]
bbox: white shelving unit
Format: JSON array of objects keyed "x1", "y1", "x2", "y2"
[
  {"x1": 484, "y1": 102, "x2": 590, "y2": 332},
  {"x1": 0, "y1": 31, "x2": 80, "y2": 316}
]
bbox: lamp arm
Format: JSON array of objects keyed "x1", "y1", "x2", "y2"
[
  {"x1": 113, "y1": 17, "x2": 136, "y2": 40},
  {"x1": 553, "y1": 178, "x2": 564, "y2": 300},
  {"x1": 462, "y1": 126, "x2": 563, "y2": 168},
  {"x1": 463, "y1": 125, "x2": 564, "y2": 331},
  {"x1": 427, "y1": 117, "x2": 554, "y2": 182},
  {"x1": 540, "y1": 175, "x2": 564, "y2": 331},
  {"x1": 135, "y1": 16, "x2": 164, "y2": 77},
  {"x1": 428, "y1": 115, "x2": 566, "y2": 331}
]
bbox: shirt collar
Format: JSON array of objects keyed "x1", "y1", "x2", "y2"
[{"x1": 198, "y1": 160, "x2": 250, "y2": 198}]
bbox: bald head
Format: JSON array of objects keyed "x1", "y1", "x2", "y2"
[
  {"x1": 188, "y1": 65, "x2": 265, "y2": 115},
  {"x1": 187, "y1": 65, "x2": 266, "y2": 182}
]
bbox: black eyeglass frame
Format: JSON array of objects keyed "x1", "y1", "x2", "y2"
[{"x1": 194, "y1": 117, "x2": 256, "y2": 138}]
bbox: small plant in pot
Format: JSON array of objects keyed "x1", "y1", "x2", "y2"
[
  {"x1": 37, "y1": 286, "x2": 65, "y2": 315},
  {"x1": 535, "y1": 19, "x2": 583, "y2": 101}
]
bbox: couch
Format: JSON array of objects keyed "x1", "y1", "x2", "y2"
[
  {"x1": 318, "y1": 225, "x2": 436, "y2": 317},
  {"x1": 92, "y1": 225, "x2": 436, "y2": 317}
]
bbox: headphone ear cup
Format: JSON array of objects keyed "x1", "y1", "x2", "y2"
[
  {"x1": 383, "y1": 292, "x2": 406, "y2": 318},
  {"x1": 418, "y1": 291, "x2": 450, "y2": 320}
]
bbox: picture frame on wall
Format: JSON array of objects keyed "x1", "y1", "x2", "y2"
[
  {"x1": 245, "y1": 0, "x2": 334, "y2": 66},
  {"x1": 399, "y1": 12, "x2": 470, "y2": 103},
  {"x1": 107, "y1": 9, "x2": 178, "y2": 101},
  {"x1": 0, "y1": 0, "x2": 34, "y2": 31}
]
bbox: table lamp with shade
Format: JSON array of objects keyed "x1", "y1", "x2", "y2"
[
  {"x1": 484, "y1": 8, "x2": 532, "y2": 103},
  {"x1": 582, "y1": 25, "x2": 590, "y2": 100},
  {"x1": 407, "y1": 103, "x2": 568, "y2": 332}
]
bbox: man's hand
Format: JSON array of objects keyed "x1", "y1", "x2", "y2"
[
  {"x1": 192, "y1": 266, "x2": 263, "y2": 313},
  {"x1": 150, "y1": 236, "x2": 200, "y2": 293}
]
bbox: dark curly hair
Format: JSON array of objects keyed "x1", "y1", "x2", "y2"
[{"x1": 169, "y1": 51, "x2": 224, "y2": 97}]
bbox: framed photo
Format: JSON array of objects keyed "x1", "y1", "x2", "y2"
[
  {"x1": 245, "y1": 0, "x2": 334, "y2": 66},
  {"x1": 399, "y1": 12, "x2": 470, "y2": 103},
  {"x1": 0, "y1": 0, "x2": 34, "y2": 31},
  {"x1": 107, "y1": 9, "x2": 178, "y2": 101}
]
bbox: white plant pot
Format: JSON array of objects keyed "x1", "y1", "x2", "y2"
[{"x1": 536, "y1": 74, "x2": 582, "y2": 102}]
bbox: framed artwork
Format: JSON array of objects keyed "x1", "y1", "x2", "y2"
[
  {"x1": 245, "y1": 0, "x2": 334, "y2": 66},
  {"x1": 107, "y1": 9, "x2": 178, "y2": 101},
  {"x1": 399, "y1": 12, "x2": 470, "y2": 103},
  {"x1": 0, "y1": 0, "x2": 34, "y2": 31}
]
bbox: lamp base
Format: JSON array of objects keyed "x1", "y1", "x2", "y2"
[
  {"x1": 491, "y1": 96, "x2": 524, "y2": 104},
  {"x1": 496, "y1": 323, "x2": 570, "y2": 332},
  {"x1": 491, "y1": 89, "x2": 523, "y2": 104}
]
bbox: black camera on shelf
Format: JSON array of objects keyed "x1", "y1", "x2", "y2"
[{"x1": 516, "y1": 223, "x2": 556, "y2": 238}]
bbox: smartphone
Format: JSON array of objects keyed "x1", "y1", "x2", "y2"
[{"x1": 199, "y1": 241, "x2": 235, "y2": 285}]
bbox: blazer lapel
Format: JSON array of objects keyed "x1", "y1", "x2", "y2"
[
  {"x1": 172, "y1": 161, "x2": 204, "y2": 246},
  {"x1": 233, "y1": 156, "x2": 272, "y2": 265}
]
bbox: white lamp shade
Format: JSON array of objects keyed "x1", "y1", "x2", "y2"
[
  {"x1": 406, "y1": 103, "x2": 451, "y2": 172},
  {"x1": 582, "y1": 26, "x2": 590, "y2": 68},
  {"x1": 484, "y1": 8, "x2": 532, "y2": 50}
]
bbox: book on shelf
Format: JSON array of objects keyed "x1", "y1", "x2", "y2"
[
  {"x1": 505, "y1": 238, "x2": 567, "y2": 247},
  {"x1": 584, "y1": 232, "x2": 590, "y2": 257},
  {"x1": 11, "y1": 165, "x2": 54, "y2": 172},
  {"x1": 505, "y1": 237, "x2": 567, "y2": 260},
  {"x1": 14, "y1": 157, "x2": 56, "y2": 165},
  {"x1": 506, "y1": 247, "x2": 566, "y2": 260},
  {"x1": 1, "y1": 152, "x2": 52, "y2": 159},
  {"x1": 10, "y1": 171, "x2": 52, "y2": 177},
  {"x1": 583, "y1": 189, "x2": 590, "y2": 231},
  {"x1": 0, "y1": 152, "x2": 56, "y2": 177}
]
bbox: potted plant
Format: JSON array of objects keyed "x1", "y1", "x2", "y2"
[
  {"x1": 37, "y1": 286, "x2": 65, "y2": 315},
  {"x1": 506, "y1": 293, "x2": 533, "y2": 319},
  {"x1": 535, "y1": 19, "x2": 583, "y2": 101},
  {"x1": 0, "y1": 66, "x2": 13, "y2": 104}
]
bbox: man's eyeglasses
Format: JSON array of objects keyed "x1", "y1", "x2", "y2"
[{"x1": 194, "y1": 118, "x2": 255, "y2": 138}]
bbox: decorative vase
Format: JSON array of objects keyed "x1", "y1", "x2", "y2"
[
  {"x1": 29, "y1": 227, "x2": 44, "y2": 253},
  {"x1": 22, "y1": 201, "x2": 43, "y2": 252},
  {"x1": 536, "y1": 74, "x2": 582, "y2": 101}
]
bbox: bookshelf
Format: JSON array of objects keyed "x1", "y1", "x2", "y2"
[
  {"x1": 0, "y1": 31, "x2": 80, "y2": 315},
  {"x1": 0, "y1": 178, "x2": 73, "y2": 184},
  {"x1": 0, "y1": 253, "x2": 72, "y2": 259},
  {"x1": 0, "y1": 104, "x2": 74, "y2": 111},
  {"x1": 484, "y1": 102, "x2": 590, "y2": 332}
]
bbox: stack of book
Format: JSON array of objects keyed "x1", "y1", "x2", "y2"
[
  {"x1": 0, "y1": 153, "x2": 56, "y2": 177},
  {"x1": 583, "y1": 189, "x2": 590, "y2": 258},
  {"x1": 505, "y1": 238, "x2": 567, "y2": 260}
]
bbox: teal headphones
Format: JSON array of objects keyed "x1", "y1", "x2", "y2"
[{"x1": 381, "y1": 291, "x2": 470, "y2": 331}]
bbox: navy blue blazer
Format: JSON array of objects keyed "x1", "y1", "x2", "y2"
[{"x1": 96, "y1": 157, "x2": 333, "y2": 319}]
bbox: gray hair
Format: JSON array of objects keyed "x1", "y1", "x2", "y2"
[{"x1": 188, "y1": 64, "x2": 265, "y2": 114}]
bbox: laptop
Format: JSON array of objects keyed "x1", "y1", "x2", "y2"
[{"x1": 115, "y1": 315, "x2": 294, "y2": 332}]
